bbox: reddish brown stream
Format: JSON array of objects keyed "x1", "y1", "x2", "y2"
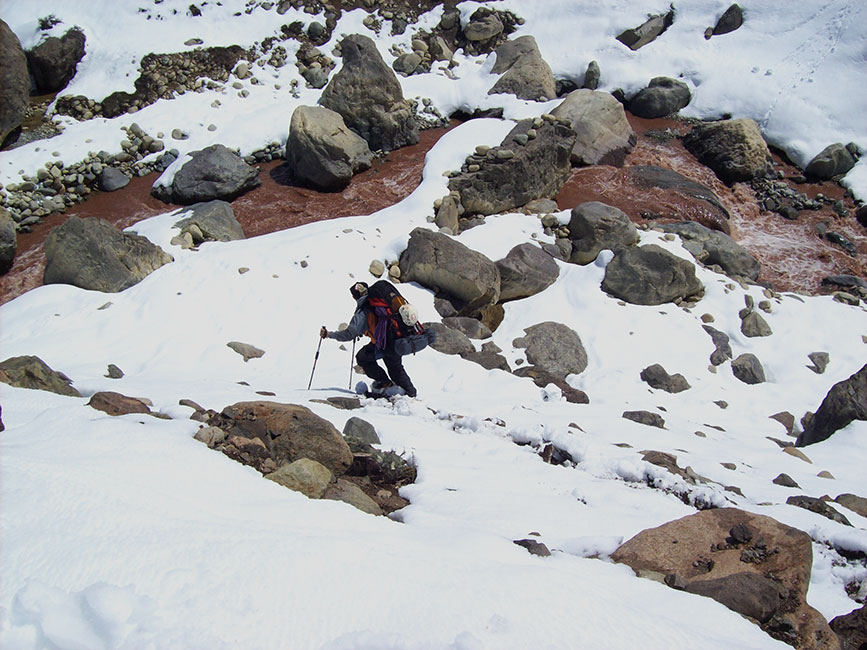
[{"x1": 1, "y1": 115, "x2": 864, "y2": 306}]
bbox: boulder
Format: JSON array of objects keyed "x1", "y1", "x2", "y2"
[
  {"x1": 448, "y1": 117, "x2": 577, "y2": 215},
  {"x1": 422, "y1": 321, "x2": 475, "y2": 356},
  {"x1": 399, "y1": 228, "x2": 500, "y2": 315},
  {"x1": 628, "y1": 77, "x2": 691, "y2": 119},
  {"x1": 640, "y1": 364, "x2": 691, "y2": 393},
  {"x1": 601, "y1": 244, "x2": 703, "y2": 305},
  {"x1": 567, "y1": 201, "x2": 639, "y2": 265},
  {"x1": 582, "y1": 60, "x2": 601, "y2": 90},
  {"x1": 87, "y1": 391, "x2": 151, "y2": 416},
  {"x1": 786, "y1": 496, "x2": 852, "y2": 526},
  {"x1": 154, "y1": 144, "x2": 261, "y2": 204},
  {"x1": 435, "y1": 195, "x2": 460, "y2": 233},
  {"x1": 797, "y1": 363, "x2": 867, "y2": 446},
  {"x1": 442, "y1": 316, "x2": 492, "y2": 340},
  {"x1": 623, "y1": 410, "x2": 666, "y2": 428},
  {"x1": 830, "y1": 604, "x2": 867, "y2": 650},
  {"x1": 712, "y1": 4, "x2": 744, "y2": 36},
  {"x1": 805, "y1": 143, "x2": 857, "y2": 180},
  {"x1": 630, "y1": 166, "x2": 731, "y2": 234},
  {"x1": 265, "y1": 458, "x2": 333, "y2": 499},
  {"x1": 616, "y1": 9, "x2": 675, "y2": 50},
  {"x1": 488, "y1": 35, "x2": 557, "y2": 102},
  {"x1": 320, "y1": 34, "x2": 418, "y2": 152},
  {"x1": 741, "y1": 311, "x2": 773, "y2": 338},
  {"x1": 324, "y1": 478, "x2": 383, "y2": 515},
  {"x1": 463, "y1": 10, "x2": 504, "y2": 43},
  {"x1": 0, "y1": 207, "x2": 16, "y2": 274},
  {"x1": 513, "y1": 321, "x2": 588, "y2": 381},
  {"x1": 285, "y1": 105, "x2": 373, "y2": 191},
  {"x1": 496, "y1": 243, "x2": 560, "y2": 301},
  {"x1": 26, "y1": 27, "x2": 86, "y2": 93},
  {"x1": 731, "y1": 353, "x2": 766, "y2": 385},
  {"x1": 683, "y1": 118, "x2": 773, "y2": 184},
  {"x1": 43, "y1": 217, "x2": 173, "y2": 292},
  {"x1": 834, "y1": 493, "x2": 867, "y2": 518},
  {"x1": 0, "y1": 19, "x2": 30, "y2": 146},
  {"x1": 97, "y1": 167, "x2": 130, "y2": 192},
  {"x1": 174, "y1": 200, "x2": 245, "y2": 244},
  {"x1": 551, "y1": 89, "x2": 637, "y2": 167},
  {"x1": 660, "y1": 221, "x2": 759, "y2": 280},
  {"x1": 513, "y1": 366, "x2": 590, "y2": 404},
  {"x1": 611, "y1": 508, "x2": 841, "y2": 650},
  {"x1": 217, "y1": 401, "x2": 353, "y2": 475},
  {"x1": 0, "y1": 355, "x2": 81, "y2": 397},
  {"x1": 343, "y1": 416, "x2": 380, "y2": 445}
]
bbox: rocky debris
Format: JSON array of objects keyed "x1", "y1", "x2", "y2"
[
  {"x1": 442, "y1": 316, "x2": 492, "y2": 340},
  {"x1": 0, "y1": 207, "x2": 16, "y2": 274},
  {"x1": 266, "y1": 458, "x2": 332, "y2": 498},
  {"x1": 631, "y1": 166, "x2": 731, "y2": 234},
  {"x1": 709, "y1": 4, "x2": 744, "y2": 37},
  {"x1": 740, "y1": 306, "x2": 773, "y2": 338},
  {"x1": 628, "y1": 77, "x2": 691, "y2": 119},
  {"x1": 97, "y1": 167, "x2": 130, "y2": 192},
  {"x1": 285, "y1": 105, "x2": 373, "y2": 191},
  {"x1": 343, "y1": 416, "x2": 380, "y2": 445},
  {"x1": 152, "y1": 144, "x2": 261, "y2": 204},
  {"x1": 173, "y1": 200, "x2": 245, "y2": 248},
  {"x1": 345, "y1": 438, "x2": 416, "y2": 488},
  {"x1": 461, "y1": 345, "x2": 511, "y2": 372},
  {"x1": 0, "y1": 19, "x2": 30, "y2": 146},
  {"x1": 640, "y1": 364, "x2": 691, "y2": 393},
  {"x1": 295, "y1": 42, "x2": 335, "y2": 89},
  {"x1": 683, "y1": 118, "x2": 773, "y2": 184},
  {"x1": 830, "y1": 604, "x2": 867, "y2": 650},
  {"x1": 488, "y1": 35, "x2": 557, "y2": 102},
  {"x1": 611, "y1": 508, "x2": 841, "y2": 650},
  {"x1": 221, "y1": 435, "x2": 277, "y2": 475},
  {"x1": 641, "y1": 451, "x2": 709, "y2": 485},
  {"x1": 434, "y1": 193, "x2": 461, "y2": 233},
  {"x1": 703, "y1": 324, "x2": 733, "y2": 366},
  {"x1": 447, "y1": 115, "x2": 577, "y2": 216},
  {"x1": 26, "y1": 27, "x2": 86, "y2": 94},
  {"x1": 513, "y1": 538, "x2": 551, "y2": 557},
  {"x1": 567, "y1": 201, "x2": 639, "y2": 265},
  {"x1": 495, "y1": 243, "x2": 559, "y2": 301},
  {"x1": 551, "y1": 89, "x2": 636, "y2": 167},
  {"x1": 399, "y1": 227, "x2": 500, "y2": 316},
  {"x1": 623, "y1": 410, "x2": 666, "y2": 429},
  {"x1": 773, "y1": 474, "x2": 801, "y2": 488},
  {"x1": 320, "y1": 34, "x2": 418, "y2": 153},
  {"x1": 87, "y1": 391, "x2": 152, "y2": 417},
  {"x1": 423, "y1": 321, "x2": 475, "y2": 356},
  {"x1": 458, "y1": 7, "x2": 521, "y2": 55},
  {"x1": 105, "y1": 364, "x2": 124, "y2": 379},
  {"x1": 750, "y1": 176, "x2": 828, "y2": 221},
  {"x1": 786, "y1": 496, "x2": 852, "y2": 526},
  {"x1": 513, "y1": 321, "x2": 588, "y2": 381},
  {"x1": 0, "y1": 355, "x2": 81, "y2": 397},
  {"x1": 805, "y1": 143, "x2": 858, "y2": 180},
  {"x1": 821, "y1": 275, "x2": 867, "y2": 299},
  {"x1": 660, "y1": 221, "x2": 759, "y2": 280},
  {"x1": 834, "y1": 493, "x2": 867, "y2": 518},
  {"x1": 797, "y1": 363, "x2": 867, "y2": 446},
  {"x1": 731, "y1": 353, "x2": 766, "y2": 385},
  {"x1": 43, "y1": 216, "x2": 173, "y2": 292},
  {"x1": 227, "y1": 341, "x2": 265, "y2": 362},
  {"x1": 616, "y1": 9, "x2": 675, "y2": 50},
  {"x1": 601, "y1": 244, "x2": 704, "y2": 306}
]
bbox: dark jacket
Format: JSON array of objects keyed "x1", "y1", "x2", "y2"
[{"x1": 328, "y1": 296, "x2": 371, "y2": 343}]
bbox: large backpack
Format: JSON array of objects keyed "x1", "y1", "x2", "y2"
[{"x1": 366, "y1": 280, "x2": 435, "y2": 355}]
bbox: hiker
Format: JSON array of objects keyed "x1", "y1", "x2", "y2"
[{"x1": 320, "y1": 281, "x2": 421, "y2": 397}]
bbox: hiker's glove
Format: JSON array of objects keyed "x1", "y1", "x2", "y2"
[{"x1": 320, "y1": 326, "x2": 328, "y2": 339}]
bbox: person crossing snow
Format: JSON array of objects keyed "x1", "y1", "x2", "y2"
[{"x1": 320, "y1": 280, "x2": 435, "y2": 398}]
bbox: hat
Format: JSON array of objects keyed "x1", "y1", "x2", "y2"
[{"x1": 349, "y1": 282, "x2": 369, "y2": 300}]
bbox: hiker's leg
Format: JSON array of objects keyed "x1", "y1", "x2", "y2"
[
  {"x1": 356, "y1": 343, "x2": 390, "y2": 383},
  {"x1": 383, "y1": 349, "x2": 416, "y2": 397}
]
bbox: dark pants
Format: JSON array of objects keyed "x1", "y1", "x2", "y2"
[{"x1": 356, "y1": 342, "x2": 416, "y2": 397}]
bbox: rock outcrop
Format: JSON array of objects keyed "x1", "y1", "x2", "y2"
[
  {"x1": 153, "y1": 144, "x2": 261, "y2": 204},
  {"x1": 551, "y1": 89, "x2": 636, "y2": 167},
  {"x1": 601, "y1": 244, "x2": 703, "y2": 305},
  {"x1": 797, "y1": 363, "x2": 867, "y2": 446},
  {"x1": 43, "y1": 217, "x2": 173, "y2": 292}
]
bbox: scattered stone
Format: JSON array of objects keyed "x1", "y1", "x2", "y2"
[
  {"x1": 495, "y1": 242, "x2": 559, "y2": 300},
  {"x1": 805, "y1": 143, "x2": 857, "y2": 180},
  {"x1": 601, "y1": 244, "x2": 704, "y2": 306},
  {"x1": 616, "y1": 9, "x2": 674, "y2": 50},
  {"x1": 731, "y1": 353, "x2": 766, "y2": 384},
  {"x1": 87, "y1": 391, "x2": 151, "y2": 416},
  {"x1": 703, "y1": 325, "x2": 733, "y2": 366},
  {"x1": 153, "y1": 144, "x2": 260, "y2": 204},
  {"x1": 773, "y1": 474, "x2": 800, "y2": 488},
  {"x1": 640, "y1": 364, "x2": 691, "y2": 393},
  {"x1": 105, "y1": 364, "x2": 124, "y2": 379},
  {"x1": 227, "y1": 341, "x2": 265, "y2": 362},
  {"x1": 513, "y1": 538, "x2": 552, "y2": 557},
  {"x1": 786, "y1": 496, "x2": 852, "y2": 526},
  {"x1": 711, "y1": 4, "x2": 744, "y2": 36},
  {"x1": 797, "y1": 363, "x2": 867, "y2": 446},
  {"x1": 488, "y1": 35, "x2": 556, "y2": 101},
  {"x1": 343, "y1": 416, "x2": 380, "y2": 445},
  {"x1": 324, "y1": 478, "x2": 383, "y2": 515},
  {"x1": 622, "y1": 410, "x2": 666, "y2": 429},
  {"x1": 769, "y1": 411, "x2": 796, "y2": 436},
  {"x1": 97, "y1": 167, "x2": 130, "y2": 192},
  {"x1": 513, "y1": 321, "x2": 588, "y2": 381},
  {"x1": 741, "y1": 311, "x2": 773, "y2": 337},
  {"x1": 783, "y1": 446, "x2": 812, "y2": 463},
  {"x1": 807, "y1": 352, "x2": 830, "y2": 374},
  {"x1": 174, "y1": 200, "x2": 245, "y2": 244},
  {"x1": 660, "y1": 221, "x2": 760, "y2": 280}
]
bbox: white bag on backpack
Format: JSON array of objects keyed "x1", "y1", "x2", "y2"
[{"x1": 398, "y1": 303, "x2": 419, "y2": 327}]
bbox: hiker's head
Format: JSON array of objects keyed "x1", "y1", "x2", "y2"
[{"x1": 349, "y1": 282, "x2": 369, "y2": 300}]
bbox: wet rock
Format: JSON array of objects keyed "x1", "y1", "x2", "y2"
[
  {"x1": 87, "y1": 391, "x2": 151, "y2": 416},
  {"x1": 601, "y1": 244, "x2": 704, "y2": 305},
  {"x1": 628, "y1": 77, "x2": 691, "y2": 119},
  {"x1": 630, "y1": 167, "x2": 732, "y2": 234},
  {"x1": 285, "y1": 105, "x2": 372, "y2": 191},
  {"x1": 97, "y1": 167, "x2": 130, "y2": 192},
  {"x1": 0, "y1": 19, "x2": 30, "y2": 145},
  {"x1": 640, "y1": 364, "x2": 691, "y2": 393},
  {"x1": 43, "y1": 217, "x2": 173, "y2": 292},
  {"x1": 495, "y1": 242, "x2": 560, "y2": 301},
  {"x1": 26, "y1": 27, "x2": 86, "y2": 94},
  {"x1": 805, "y1": 143, "x2": 857, "y2": 180},
  {"x1": 731, "y1": 353, "x2": 766, "y2": 384},
  {"x1": 683, "y1": 118, "x2": 773, "y2": 184},
  {"x1": 552, "y1": 90, "x2": 636, "y2": 167},
  {"x1": 488, "y1": 35, "x2": 556, "y2": 101},
  {"x1": 0, "y1": 355, "x2": 81, "y2": 397},
  {"x1": 0, "y1": 207, "x2": 16, "y2": 274},
  {"x1": 320, "y1": 34, "x2": 418, "y2": 152},
  {"x1": 513, "y1": 321, "x2": 588, "y2": 381},
  {"x1": 153, "y1": 144, "x2": 261, "y2": 204},
  {"x1": 660, "y1": 221, "x2": 759, "y2": 279},
  {"x1": 797, "y1": 363, "x2": 867, "y2": 446},
  {"x1": 567, "y1": 201, "x2": 639, "y2": 265}
]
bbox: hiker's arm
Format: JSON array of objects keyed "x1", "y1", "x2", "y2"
[{"x1": 325, "y1": 309, "x2": 365, "y2": 341}]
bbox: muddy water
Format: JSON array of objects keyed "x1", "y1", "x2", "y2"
[{"x1": 1, "y1": 114, "x2": 864, "y2": 306}]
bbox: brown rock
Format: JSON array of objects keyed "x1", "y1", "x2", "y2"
[{"x1": 87, "y1": 391, "x2": 151, "y2": 416}]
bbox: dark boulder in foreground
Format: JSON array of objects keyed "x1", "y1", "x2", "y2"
[{"x1": 26, "y1": 27, "x2": 86, "y2": 94}]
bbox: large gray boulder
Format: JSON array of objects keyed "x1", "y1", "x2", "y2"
[
  {"x1": 285, "y1": 105, "x2": 373, "y2": 191},
  {"x1": 601, "y1": 244, "x2": 703, "y2": 305},
  {"x1": 320, "y1": 34, "x2": 418, "y2": 152},
  {"x1": 496, "y1": 243, "x2": 559, "y2": 301},
  {"x1": 683, "y1": 118, "x2": 773, "y2": 184},
  {"x1": 488, "y1": 35, "x2": 557, "y2": 102},
  {"x1": 423, "y1": 322, "x2": 475, "y2": 356},
  {"x1": 174, "y1": 200, "x2": 245, "y2": 244},
  {"x1": 399, "y1": 228, "x2": 500, "y2": 315},
  {"x1": 628, "y1": 77, "x2": 691, "y2": 119},
  {"x1": 797, "y1": 363, "x2": 867, "y2": 446},
  {"x1": 0, "y1": 355, "x2": 81, "y2": 397},
  {"x1": 660, "y1": 221, "x2": 760, "y2": 280},
  {"x1": 0, "y1": 206, "x2": 16, "y2": 274},
  {"x1": 153, "y1": 144, "x2": 261, "y2": 204},
  {"x1": 26, "y1": 27, "x2": 86, "y2": 94},
  {"x1": 731, "y1": 353, "x2": 766, "y2": 385},
  {"x1": 568, "y1": 201, "x2": 639, "y2": 265},
  {"x1": 43, "y1": 217, "x2": 173, "y2": 292},
  {"x1": 805, "y1": 143, "x2": 857, "y2": 180},
  {"x1": 551, "y1": 89, "x2": 637, "y2": 167},
  {"x1": 513, "y1": 321, "x2": 588, "y2": 380},
  {"x1": 448, "y1": 117, "x2": 577, "y2": 215},
  {"x1": 0, "y1": 19, "x2": 30, "y2": 146}
]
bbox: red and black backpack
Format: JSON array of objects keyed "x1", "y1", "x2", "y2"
[{"x1": 366, "y1": 280, "x2": 427, "y2": 351}]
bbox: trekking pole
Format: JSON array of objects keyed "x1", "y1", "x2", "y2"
[
  {"x1": 349, "y1": 337, "x2": 356, "y2": 389},
  {"x1": 308, "y1": 329, "x2": 324, "y2": 390}
]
